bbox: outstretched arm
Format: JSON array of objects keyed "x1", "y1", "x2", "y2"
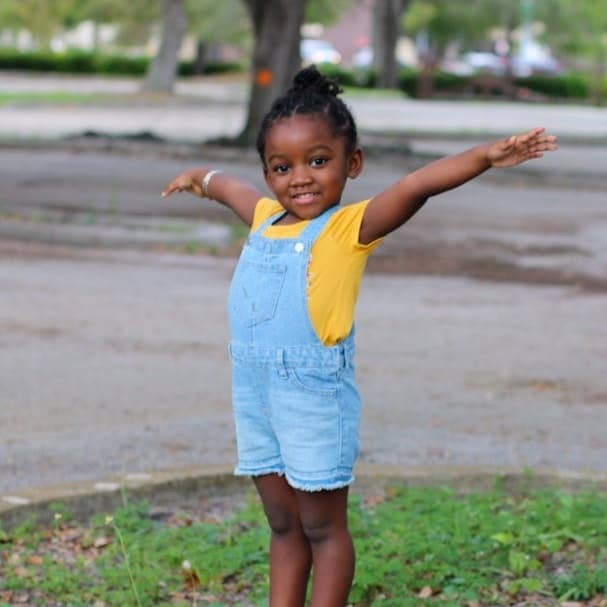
[
  {"x1": 359, "y1": 127, "x2": 558, "y2": 244},
  {"x1": 161, "y1": 168, "x2": 262, "y2": 227}
]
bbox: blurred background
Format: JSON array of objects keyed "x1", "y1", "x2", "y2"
[{"x1": 0, "y1": 0, "x2": 606, "y2": 139}]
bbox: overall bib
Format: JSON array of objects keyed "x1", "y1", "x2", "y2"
[{"x1": 227, "y1": 204, "x2": 361, "y2": 491}]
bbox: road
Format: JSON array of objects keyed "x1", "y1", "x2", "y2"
[{"x1": 1, "y1": 140, "x2": 606, "y2": 494}]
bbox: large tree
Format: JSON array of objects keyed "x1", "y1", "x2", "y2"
[
  {"x1": 143, "y1": 0, "x2": 186, "y2": 92},
  {"x1": 372, "y1": 0, "x2": 409, "y2": 89},
  {"x1": 238, "y1": 0, "x2": 309, "y2": 146}
]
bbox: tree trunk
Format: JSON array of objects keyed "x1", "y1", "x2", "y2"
[
  {"x1": 194, "y1": 40, "x2": 208, "y2": 75},
  {"x1": 143, "y1": 0, "x2": 186, "y2": 93},
  {"x1": 238, "y1": 0, "x2": 308, "y2": 146},
  {"x1": 372, "y1": 0, "x2": 407, "y2": 89}
]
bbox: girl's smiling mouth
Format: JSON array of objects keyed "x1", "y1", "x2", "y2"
[{"x1": 292, "y1": 192, "x2": 320, "y2": 204}]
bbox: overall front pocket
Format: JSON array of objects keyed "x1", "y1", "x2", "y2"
[{"x1": 229, "y1": 260, "x2": 287, "y2": 327}]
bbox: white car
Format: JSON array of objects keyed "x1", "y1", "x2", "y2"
[
  {"x1": 461, "y1": 51, "x2": 507, "y2": 76},
  {"x1": 300, "y1": 39, "x2": 342, "y2": 65}
]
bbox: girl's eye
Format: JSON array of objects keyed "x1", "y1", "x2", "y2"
[
  {"x1": 273, "y1": 164, "x2": 289, "y2": 174},
  {"x1": 310, "y1": 157, "x2": 327, "y2": 167}
]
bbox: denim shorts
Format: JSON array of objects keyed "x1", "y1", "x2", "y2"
[{"x1": 229, "y1": 341, "x2": 361, "y2": 492}]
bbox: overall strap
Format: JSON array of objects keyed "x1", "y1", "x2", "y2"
[{"x1": 299, "y1": 204, "x2": 341, "y2": 241}]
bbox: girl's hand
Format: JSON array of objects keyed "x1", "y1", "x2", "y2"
[
  {"x1": 161, "y1": 169, "x2": 204, "y2": 198},
  {"x1": 487, "y1": 127, "x2": 558, "y2": 168}
]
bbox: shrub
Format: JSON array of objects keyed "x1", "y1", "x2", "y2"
[
  {"x1": 515, "y1": 72, "x2": 589, "y2": 99},
  {"x1": 0, "y1": 48, "x2": 243, "y2": 77}
]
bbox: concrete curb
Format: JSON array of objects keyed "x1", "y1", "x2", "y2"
[
  {"x1": 0, "y1": 209, "x2": 233, "y2": 251},
  {"x1": 2, "y1": 465, "x2": 606, "y2": 530}
]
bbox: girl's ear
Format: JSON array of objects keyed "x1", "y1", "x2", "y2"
[{"x1": 347, "y1": 147, "x2": 364, "y2": 179}]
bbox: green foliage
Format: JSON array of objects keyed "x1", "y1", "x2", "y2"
[
  {"x1": 535, "y1": 0, "x2": 607, "y2": 61},
  {"x1": 514, "y1": 72, "x2": 590, "y2": 98},
  {"x1": 321, "y1": 63, "x2": 595, "y2": 101},
  {"x1": 0, "y1": 48, "x2": 243, "y2": 76},
  {"x1": 185, "y1": 0, "x2": 250, "y2": 46},
  {"x1": 2, "y1": 485, "x2": 607, "y2": 605},
  {"x1": 403, "y1": 0, "x2": 517, "y2": 55},
  {"x1": 550, "y1": 564, "x2": 607, "y2": 601},
  {"x1": 306, "y1": 0, "x2": 350, "y2": 26}
]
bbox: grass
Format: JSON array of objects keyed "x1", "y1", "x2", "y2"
[
  {"x1": 0, "y1": 91, "x2": 112, "y2": 106},
  {"x1": 1, "y1": 484, "x2": 607, "y2": 606}
]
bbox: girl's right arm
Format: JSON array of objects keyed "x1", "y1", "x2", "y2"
[{"x1": 161, "y1": 168, "x2": 262, "y2": 227}]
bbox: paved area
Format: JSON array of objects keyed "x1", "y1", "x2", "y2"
[
  {"x1": 2, "y1": 72, "x2": 607, "y2": 143},
  {"x1": 1, "y1": 72, "x2": 606, "y2": 499}
]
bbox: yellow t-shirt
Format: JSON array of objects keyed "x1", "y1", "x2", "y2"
[{"x1": 251, "y1": 198, "x2": 382, "y2": 346}]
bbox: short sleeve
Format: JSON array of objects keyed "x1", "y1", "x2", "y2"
[{"x1": 326, "y1": 200, "x2": 383, "y2": 253}]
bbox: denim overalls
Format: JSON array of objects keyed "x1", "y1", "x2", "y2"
[{"x1": 227, "y1": 204, "x2": 361, "y2": 491}]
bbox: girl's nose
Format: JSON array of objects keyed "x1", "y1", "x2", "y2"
[{"x1": 290, "y1": 165, "x2": 313, "y2": 185}]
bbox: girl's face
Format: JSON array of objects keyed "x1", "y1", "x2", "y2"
[{"x1": 263, "y1": 114, "x2": 363, "y2": 222}]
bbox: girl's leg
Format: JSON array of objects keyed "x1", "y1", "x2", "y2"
[
  {"x1": 295, "y1": 487, "x2": 354, "y2": 607},
  {"x1": 253, "y1": 474, "x2": 312, "y2": 607}
]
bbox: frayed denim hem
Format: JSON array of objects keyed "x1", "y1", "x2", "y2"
[{"x1": 285, "y1": 471, "x2": 354, "y2": 492}]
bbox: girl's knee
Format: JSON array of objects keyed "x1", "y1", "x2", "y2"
[
  {"x1": 301, "y1": 517, "x2": 334, "y2": 544},
  {"x1": 263, "y1": 502, "x2": 302, "y2": 536}
]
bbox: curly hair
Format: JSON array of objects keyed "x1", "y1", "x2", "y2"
[{"x1": 256, "y1": 66, "x2": 358, "y2": 163}]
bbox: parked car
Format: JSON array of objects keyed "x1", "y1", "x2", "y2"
[
  {"x1": 444, "y1": 49, "x2": 562, "y2": 78},
  {"x1": 351, "y1": 46, "x2": 373, "y2": 68},
  {"x1": 461, "y1": 51, "x2": 508, "y2": 76},
  {"x1": 300, "y1": 39, "x2": 341, "y2": 66},
  {"x1": 510, "y1": 54, "x2": 562, "y2": 77},
  {"x1": 351, "y1": 45, "x2": 413, "y2": 70}
]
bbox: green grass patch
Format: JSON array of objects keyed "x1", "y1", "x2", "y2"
[
  {"x1": 0, "y1": 91, "x2": 109, "y2": 106},
  {"x1": 1, "y1": 485, "x2": 606, "y2": 605}
]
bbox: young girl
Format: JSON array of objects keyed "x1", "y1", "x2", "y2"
[{"x1": 162, "y1": 67, "x2": 557, "y2": 607}]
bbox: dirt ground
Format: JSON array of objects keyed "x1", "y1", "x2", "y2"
[{"x1": 1, "y1": 139, "x2": 606, "y2": 494}]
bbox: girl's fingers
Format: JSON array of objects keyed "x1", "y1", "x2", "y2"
[
  {"x1": 162, "y1": 180, "x2": 188, "y2": 197},
  {"x1": 161, "y1": 184, "x2": 177, "y2": 197}
]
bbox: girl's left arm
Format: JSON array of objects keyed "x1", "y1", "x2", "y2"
[{"x1": 359, "y1": 127, "x2": 557, "y2": 245}]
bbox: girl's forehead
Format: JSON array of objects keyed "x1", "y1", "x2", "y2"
[
  {"x1": 265, "y1": 114, "x2": 338, "y2": 148},
  {"x1": 269, "y1": 113, "x2": 331, "y2": 134}
]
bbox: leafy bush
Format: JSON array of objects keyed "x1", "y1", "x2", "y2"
[
  {"x1": 0, "y1": 49, "x2": 243, "y2": 77},
  {"x1": 321, "y1": 62, "x2": 598, "y2": 101},
  {"x1": 514, "y1": 72, "x2": 589, "y2": 99},
  {"x1": 178, "y1": 60, "x2": 243, "y2": 77}
]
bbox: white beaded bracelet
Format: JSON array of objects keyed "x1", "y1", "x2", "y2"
[{"x1": 202, "y1": 170, "x2": 221, "y2": 199}]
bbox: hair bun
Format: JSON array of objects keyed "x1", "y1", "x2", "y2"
[{"x1": 290, "y1": 65, "x2": 343, "y2": 97}]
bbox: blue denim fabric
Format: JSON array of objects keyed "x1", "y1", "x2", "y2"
[{"x1": 227, "y1": 205, "x2": 361, "y2": 491}]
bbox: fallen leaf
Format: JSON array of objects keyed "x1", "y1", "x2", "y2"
[
  {"x1": 9, "y1": 553, "x2": 21, "y2": 564},
  {"x1": 93, "y1": 535, "x2": 112, "y2": 548},
  {"x1": 561, "y1": 602, "x2": 583, "y2": 607},
  {"x1": 26, "y1": 555, "x2": 43, "y2": 566},
  {"x1": 13, "y1": 566, "x2": 28, "y2": 578},
  {"x1": 181, "y1": 560, "x2": 201, "y2": 590},
  {"x1": 59, "y1": 529, "x2": 82, "y2": 543},
  {"x1": 418, "y1": 586, "x2": 433, "y2": 598}
]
